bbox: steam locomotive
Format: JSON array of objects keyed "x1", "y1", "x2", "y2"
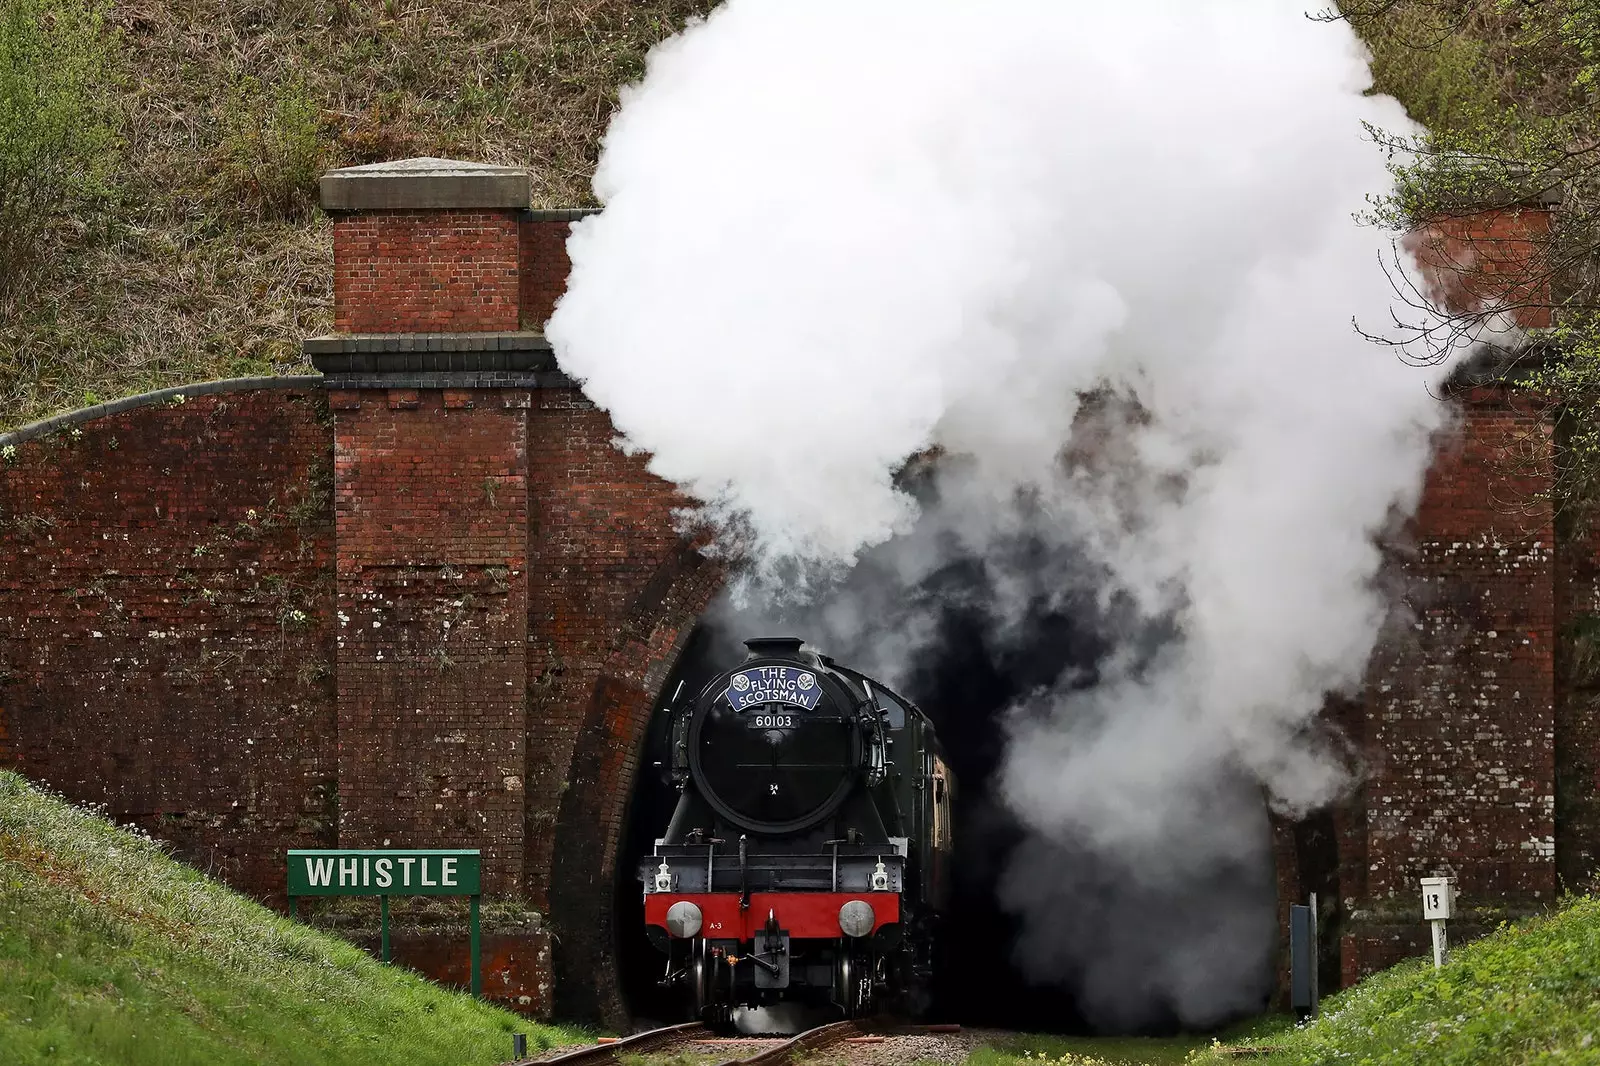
[{"x1": 639, "y1": 637, "x2": 953, "y2": 1022}]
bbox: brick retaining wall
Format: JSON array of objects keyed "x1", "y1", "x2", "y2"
[{"x1": 3, "y1": 159, "x2": 1591, "y2": 1023}]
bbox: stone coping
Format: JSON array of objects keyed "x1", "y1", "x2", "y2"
[
  {"x1": 0, "y1": 377, "x2": 324, "y2": 448},
  {"x1": 525, "y1": 208, "x2": 599, "y2": 222},
  {"x1": 302, "y1": 331, "x2": 552, "y2": 355},
  {"x1": 319, "y1": 371, "x2": 579, "y2": 390},
  {"x1": 312, "y1": 353, "x2": 565, "y2": 377},
  {"x1": 303, "y1": 332, "x2": 568, "y2": 378},
  {"x1": 320, "y1": 157, "x2": 530, "y2": 212}
]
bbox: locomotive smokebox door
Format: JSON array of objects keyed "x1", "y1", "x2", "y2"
[{"x1": 754, "y1": 929, "x2": 791, "y2": 988}]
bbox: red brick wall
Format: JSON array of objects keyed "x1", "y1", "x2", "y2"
[
  {"x1": 389, "y1": 931, "x2": 552, "y2": 1012},
  {"x1": 1339, "y1": 388, "x2": 1557, "y2": 980},
  {"x1": 519, "y1": 218, "x2": 579, "y2": 328},
  {"x1": 0, "y1": 389, "x2": 338, "y2": 897},
  {"x1": 329, "y1": 925, "x2": 553, "y2": 1016},
  {"x1": 329, "y1": 387, "x2": 531, "y2": 895},
  {"x1": 1408, "y1": 207, "x2": 1555, "y2": 329},
  {"x1": 547, "y1": 557, "x2": 722, "y2": 1026},
  {"x1": 333, "y1": 210, "x2": 522, "y2": 333},
  {"x1": 522, "y1": 398, "x2": 703, "y2": 907},
  {"x1": 7, "y1": 190, "x2": 1580, "y2": 1020},
  {"x1": 519, "y1": 392, "x2": 724, "y2": 1021}
]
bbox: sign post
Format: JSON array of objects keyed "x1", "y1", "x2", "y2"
[
  {"x1": 1289, "y1": 892, "x2": 1319, "y2": 1020},
  {"x1": 288, "y1": 849, "x2": 483, "y2": 995},
  {"x1": 1420, "y1": 875, "x2": 1457, "y2": 969}
]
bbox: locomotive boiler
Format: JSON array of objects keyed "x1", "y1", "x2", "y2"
[{"x1": 639, "y1": 637, "x2": 953, "y2": 1022}]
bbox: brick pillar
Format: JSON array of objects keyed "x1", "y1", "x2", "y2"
[
  {"x1": 308, "y1": 157, "x2": 568, "y2": 1012},
  {"x1": 323, "y1": 157, "x2": 527, "y2": 333},
  {"x1": 519, "y1": 208, "x2": 598, "y2": 329},
  {"x1": 1341, "y1": 388, "x2": 1556, "y2": 980},
  {"x1": 1326, "y1": 197, "x2": 1560, "y2": 985},
  {"x1": 328, "y1": 386, "x2": 531, "y2": 891},
  {"x1": 1407, "y1": 195, "x2": 1558, "y2": 331},
  {"x1": 314, "y1": 158, "x2": 543, "y2": 896},
  {"x1": 309, "y1": 158, "x2": 723, "y2": 1018}
]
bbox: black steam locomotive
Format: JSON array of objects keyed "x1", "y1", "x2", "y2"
[{"x1": 639, "y1": 637, "x2": 953, "y2": 1022}]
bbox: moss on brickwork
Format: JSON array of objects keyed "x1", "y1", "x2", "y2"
[{"x1": 0, "y1": 388, "x2": 342, "y2": 895}]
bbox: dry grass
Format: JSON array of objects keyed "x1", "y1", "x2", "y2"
[{"x1": 0, "y1": 0, "x2": 717, "y2": 431}]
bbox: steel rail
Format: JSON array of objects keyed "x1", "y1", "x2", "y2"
[
  {"x1": 712, "y1": 1020, "x2": 863, "y2": 1066},
  {"x1": 519, "y1": 1021, "x2": 708, "y2": 1066}
]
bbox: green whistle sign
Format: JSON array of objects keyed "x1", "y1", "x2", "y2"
[
  {"x1": 286, "y1": 848, "x2": 484, "y2": 997},
  {"x1": 287, "y1": 849, "x2": 481, "y2": 896}
]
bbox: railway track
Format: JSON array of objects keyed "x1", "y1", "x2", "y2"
[
  {"x1": 517, "y1": 1020, "x2": 709, "y2": 1066},
  {"x1": 518, "y1": 1018, "x2": 955, "y2": 1066}
]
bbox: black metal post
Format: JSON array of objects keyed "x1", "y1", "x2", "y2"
[
  {"x1": 470, "y1": 893, "x2": 482, "y2": 997},
  {"x1": 1289, "y1": 901, "x2": 1318, "y2": 1021}
]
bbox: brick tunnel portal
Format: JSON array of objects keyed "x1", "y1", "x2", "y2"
[
  {"x1": 610, "y1": 594, "x2": 1278, "y2": 1033},
  {"x1": 1, "y1": 161, "x2": 1585, "y2": 1029}
]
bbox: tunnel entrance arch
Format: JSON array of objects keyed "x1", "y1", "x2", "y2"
[
  {"x1": 543, "y1": 548, "x2": 723, "y2": 1028},
  {"x1": 614, "y1": 571, "x2": 1281, "y2": 1033},
  {"x1": 612, "y1": 624, "x2": 727, "y2": 1025},
  {"x1": 608, "y1": 614, "x2": 1281, "y2": 1034}
]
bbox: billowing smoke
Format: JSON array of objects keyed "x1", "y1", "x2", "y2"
[{"x1": 550, "y1": 0, "x2": 1455, "y2": 1030}]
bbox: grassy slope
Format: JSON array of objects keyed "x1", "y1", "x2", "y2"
[
  {"x1": 0, "y1": 0, "x2": 715, "y2": 431},
  {"x1": 961, "y1": 1017, "x2": 1294, "y2": 1066},
  {"x1": 1189, "y1": 896, "x2": 1600, "y2": 1066},
  {"x1": 0, "y1": 769, "x2": 585, "y2": 1066},
  {"x1": 965, "y1": 1034, "x2": 1215, "y2": 1066},
  {"x1": 966, "y1": 895, "x2": 1600, "y2": 1066}
]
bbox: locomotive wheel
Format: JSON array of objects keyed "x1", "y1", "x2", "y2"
[
  {"x1": 690, "y1": 940, "x2": 710, "y2": 1020},
  {"x1": 894, "y1": 939, "x2": 934, "y2": 1018},
  {"x1": 835, "y1": 947, "x2": 874, "y2": 1018},
  {"x1": 692, "y1": 941, "x2": 734, "y2": 1027}
]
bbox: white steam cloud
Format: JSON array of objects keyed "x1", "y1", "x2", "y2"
[{"x1": 551, "y1": 0, "x2": 1454, "y2": 1029}]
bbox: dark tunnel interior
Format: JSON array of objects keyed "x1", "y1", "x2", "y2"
[{"x1": 613, "y1": 535, "x2": 1277, "y2": 1033}]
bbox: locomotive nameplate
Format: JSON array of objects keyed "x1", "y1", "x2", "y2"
[{"x1": 724, "y1": 666, "x2": 824, "y2": 712}]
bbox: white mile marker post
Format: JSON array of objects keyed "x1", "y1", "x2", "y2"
[{"x1": 1420, "y1": 875, "x2": 1457, "y2": 968}]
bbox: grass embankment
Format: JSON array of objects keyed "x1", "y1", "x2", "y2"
[
  {"x1": 969, "y1": 1018, "x2": 1292, "y2": 1066},
  {"x1": 1, "y1": 0, "x2": 716, "y2": 433},
  {"x1": 0, "y1": 769, "x2": 584, "y2": 1066},
  {"x1": 1190, "y1": 896, "x2": 1600, "y2": 1065},
  {"x1": 0, "y1": 0, "x2": 1549, "y2": 435},
  {"x1": 970, "y1": 896, "x2": 1600, "y2": 1066},
  {"x1": 969, "y1": 1035, "x2": 1214, "y2": 1066}
]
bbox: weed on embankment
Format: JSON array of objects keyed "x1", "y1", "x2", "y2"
[
  {"x1": 0, "y1": 769, "x2": 586, "y2": 1065},
  {"x1": 1188, "y1": 895, "x2": 1600, "y2": 1065}
]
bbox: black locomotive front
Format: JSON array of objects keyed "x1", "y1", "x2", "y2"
[{"x1": 640, "y1": 637, "x2": 952, "y2": 1022}]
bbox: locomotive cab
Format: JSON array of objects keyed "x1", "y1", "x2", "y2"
[{"x1": 639, "y1": 637, "x2": 951, "y2": 1023}]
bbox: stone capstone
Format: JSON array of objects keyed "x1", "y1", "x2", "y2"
[{"x1": 320, "y1": 157, "x2": 530, "y2": 212}]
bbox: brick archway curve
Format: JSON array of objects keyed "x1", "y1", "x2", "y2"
[{"x1": 540, "y1": 544, "x2": 722, "y2": 1025}]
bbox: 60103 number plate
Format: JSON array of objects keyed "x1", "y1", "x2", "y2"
[{"x1": 748, "y1": 713, "x2": 797, "y2": 729}]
